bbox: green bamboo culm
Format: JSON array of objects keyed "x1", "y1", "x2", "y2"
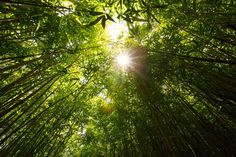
[{"x1": 0, "y1": 0, "x2": 236, "y2": 156}]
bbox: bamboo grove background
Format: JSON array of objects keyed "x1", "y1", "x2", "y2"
[{"x1": 0, "y1": 0, "x2": 236, "y2": 156}]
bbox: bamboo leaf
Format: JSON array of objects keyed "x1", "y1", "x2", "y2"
[
  {"x1": 108, "y1": 0, "x2": 115, "y2": 5},
  {"x1": 106, "y1": 14, "x2": 115, "y2": 22},
  {"x1": 101, "y1": 16, "x2": 106, "y2": 28},
  {"x1": 133, "y1": 17, "x2": 146, "y2": 22},
  {"x1": 89, "y1": 11, "x2": 104, "y2": 16},
  {"x1": 139, "y1": 0, "x2": 147, "y2": 6},
  {"x1": 122, "y1": 15, "x2": 132, "y2": 23},
  {"x1": 88, "y1": 16, "x2": 103, "y2": 26}
]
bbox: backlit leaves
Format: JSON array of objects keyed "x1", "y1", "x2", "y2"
[{"x1": 1, "y1": 0, "x2": 236, "y2": 157}]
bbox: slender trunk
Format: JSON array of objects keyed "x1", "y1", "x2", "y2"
[
  {"x1": 0, "y1": 77, "x2": 58, "y2": 137},
  {"x1": 0, "y1": 13, "x2": 45, "y2": 23},
  {"x1": 0, "y1": 54, "x2": 42, "y2": 61},
  {"x1": 0, "y1": 74, "x2": 57, "y2": 118},
  {"x1": 0, "y1": 52, "x2": 53, "y2": 73},
  {"x1": 0, "y1": 0, "x2": 69, "y2": 10},
  {"x1": 175, "y1": 53, "x2": 236, "y2": 65},
  {"x1": 171, "y1": 22, "x2": 235, "y2": 58}
]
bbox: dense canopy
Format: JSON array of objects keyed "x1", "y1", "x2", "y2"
[{"x1": 0, "y1": 0, "x2": 236, "y2": 156}]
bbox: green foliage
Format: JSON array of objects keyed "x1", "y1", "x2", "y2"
[{"x1": 0, "y1": 0, "x2": 236, "y2": 157}]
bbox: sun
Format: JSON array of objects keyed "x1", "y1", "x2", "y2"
[{"x1": 116, "y1": 53, "x2": 131, "y2": 69}]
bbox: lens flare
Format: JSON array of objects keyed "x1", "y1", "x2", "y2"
[{"x1": 116, "y1": 53, "x2": 131, "y2": 69}]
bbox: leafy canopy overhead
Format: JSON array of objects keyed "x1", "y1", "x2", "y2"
[{"x1": 0, "y1": 0, "x2": 236, "y2": 157}]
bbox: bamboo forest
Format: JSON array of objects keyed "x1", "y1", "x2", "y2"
[{"x1": 0, "y1": 0, "x2": 236, "y2": 156}]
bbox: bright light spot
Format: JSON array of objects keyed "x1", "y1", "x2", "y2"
[
  {"x1": 98, "y1": 90, "x2": 112, "y2": 103},
  {"x1": 62, "y1": 1, "x2": 73, "y2": 7},
  {"x1": 106, "y1": 21, "x2": 128, "y2": 41},
  {"x1": 79, "y1": 77, "x2": 87, "y2": 84},
  {"x1": 116, "y1": 53, "x2": 131, "y2": 69}
]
